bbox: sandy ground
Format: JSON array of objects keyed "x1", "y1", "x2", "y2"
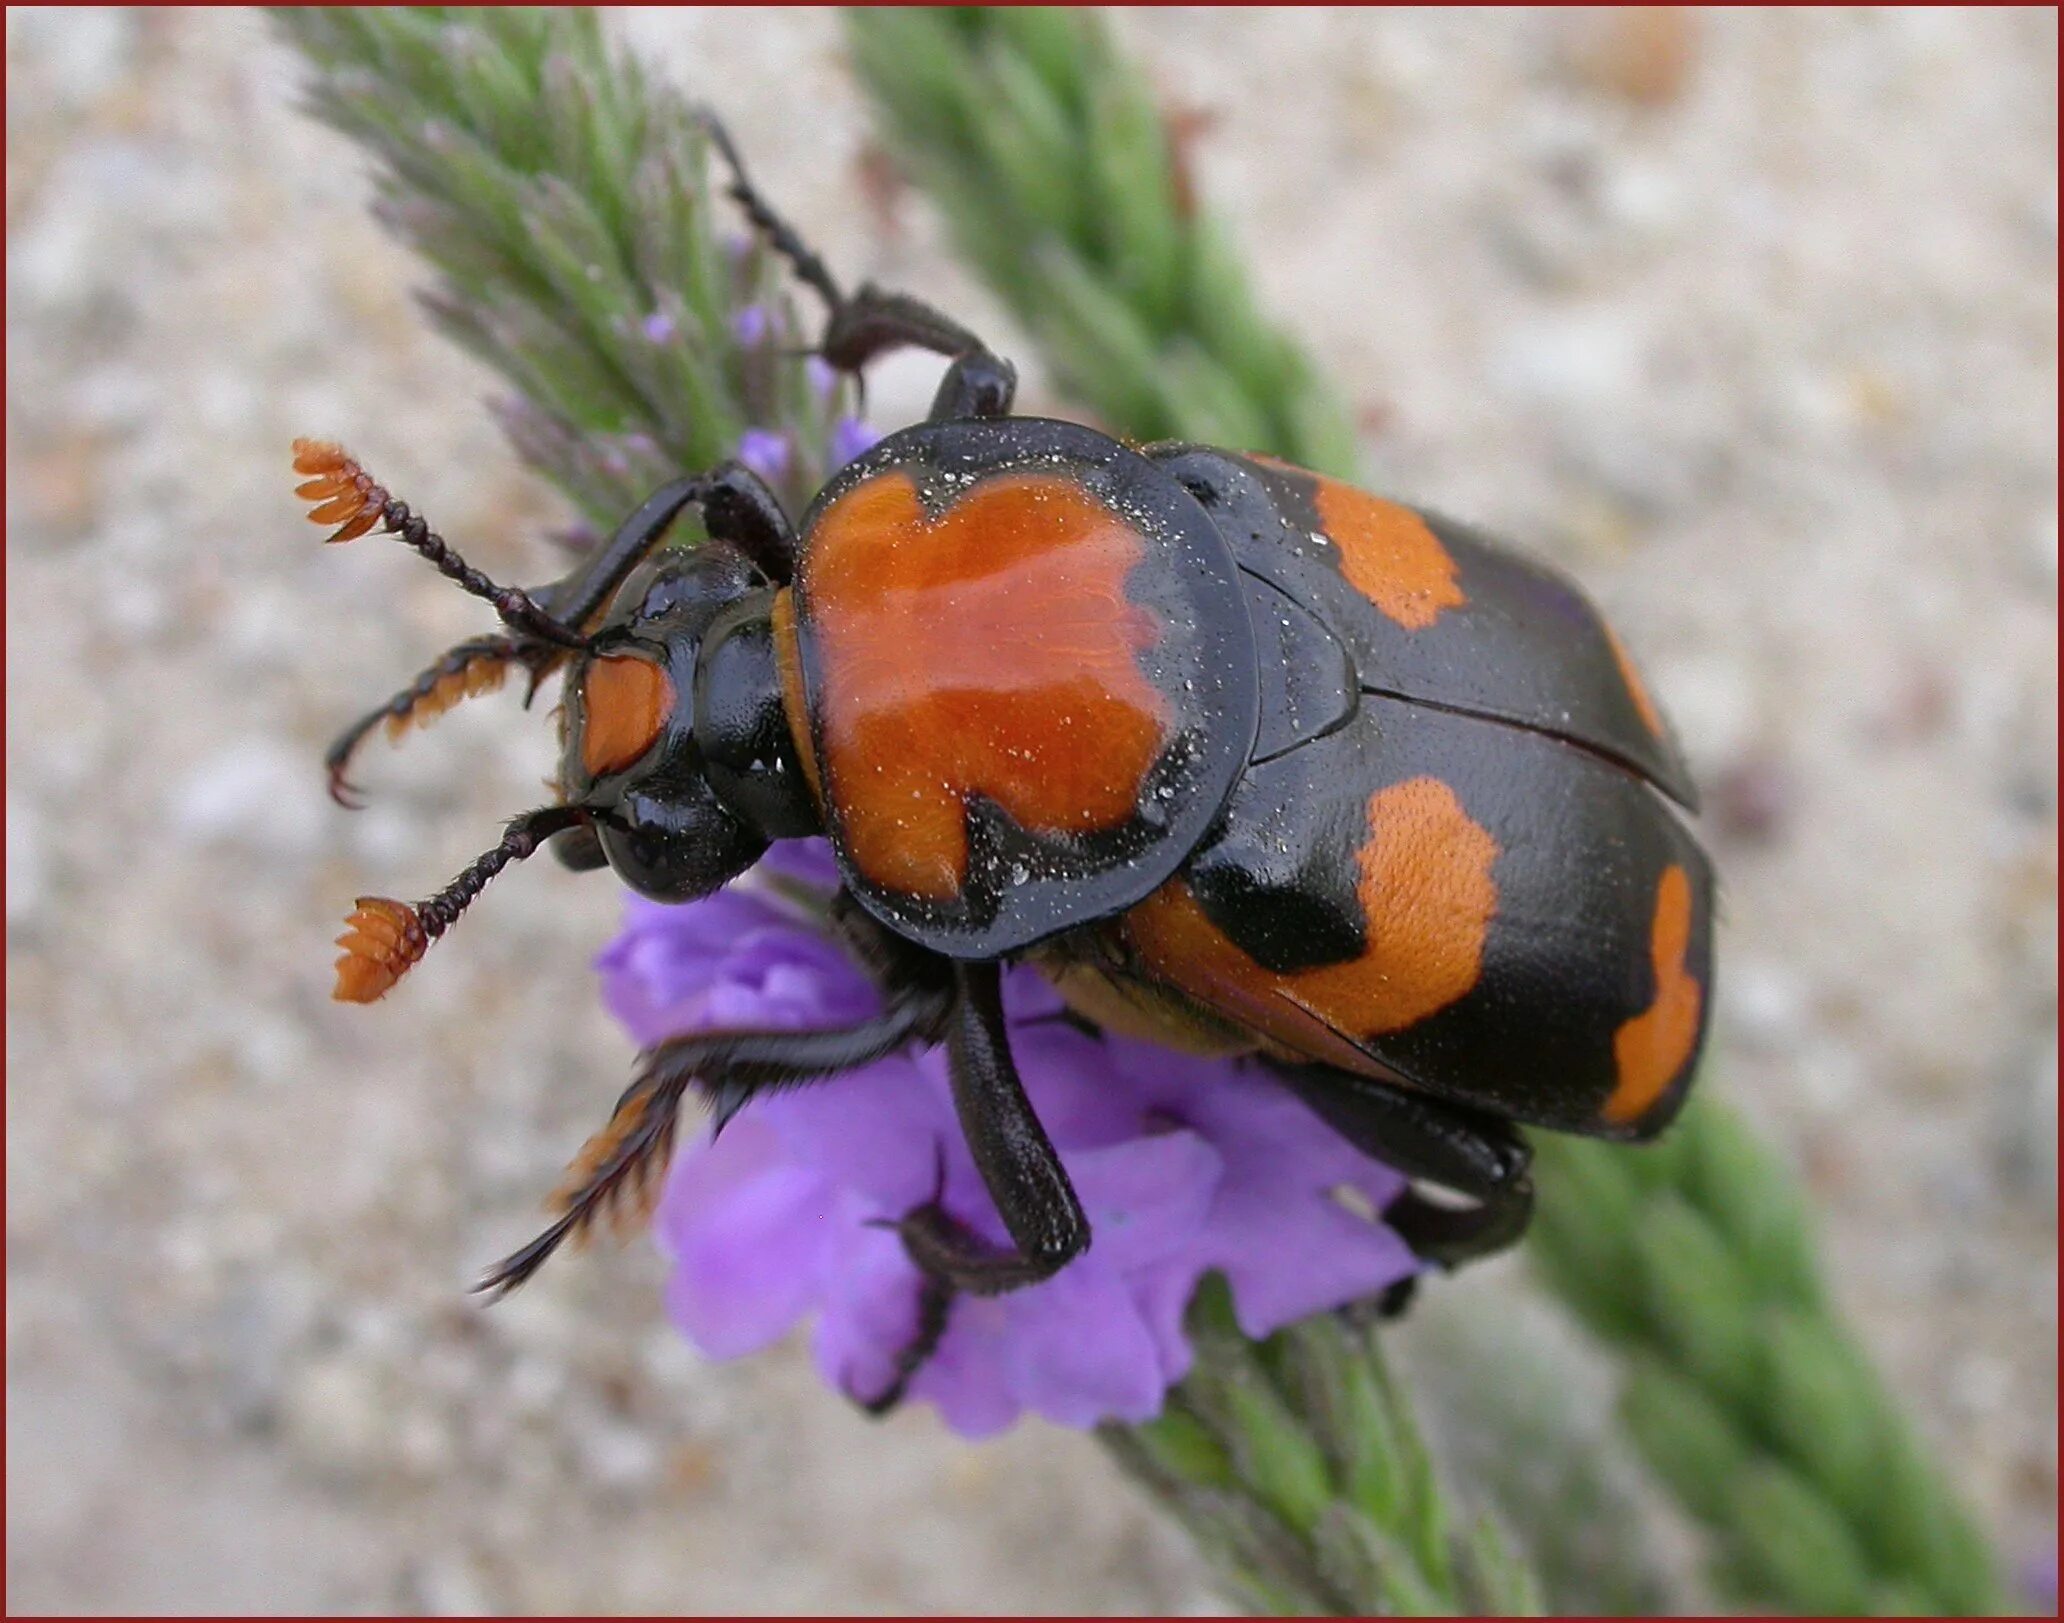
[{"x1": 6, "y1": 8, "x2": 2055, "y2": 1614}]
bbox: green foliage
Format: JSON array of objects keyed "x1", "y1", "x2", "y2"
[
  {"x1": 272, "y1": 6, "x2": 853, "y2": 526},
  {"x1": 844, "y1": 8, "x2": 1360, "y2": 476},
  {"x1": 1534, "y1": 1106, "x2": 2012, "y2": 1614},
  {"x1": 1103, "y1": 1280, "x2": 1542, "y2": 1616}
]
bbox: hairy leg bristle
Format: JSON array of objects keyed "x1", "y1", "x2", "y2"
[
  {"x1": 473, "y1": 1062, "x2": 694, "y2": 1300},
  {"x1": 380, "y1": 649, "x2": 511, "y2": 743},
  {"x1": 325, "y1": 637, "x2": 549, "y2": 809}
]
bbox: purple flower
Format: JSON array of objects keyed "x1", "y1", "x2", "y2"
[
  {"x1": 734, "y1": 427, "x2": 791, "y2": 487},
  {"x1": 829, "y1": 416, "x2": 881, "y2": 470},
  {"x1": 601, "y1": 840, "x2": 1419, "y2": 1438},
  {"x1": 641, "y1": 309, "x2": 677, "y2": 345},
  {"x1": 731, "y1": 303, "x2": 772, "y2": 348},
  {"x1": 805, "y1": 355, "x2": 839, "y2": 400}
]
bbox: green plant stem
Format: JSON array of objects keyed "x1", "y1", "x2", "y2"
[
  {"x1": 1106, "y1": 1280, "x2": 1543, "y2": 1616},
  {"x1": 845, "y1": 7, "x2": 2014, "y2": 1616},
  {"x1": 1531, "y1": 1100, "x2": 2012, "y2": 1614}
]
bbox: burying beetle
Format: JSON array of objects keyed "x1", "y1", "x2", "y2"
[{"x1": 299, "y1": 117, "x2": 1713, "y2": 1403}]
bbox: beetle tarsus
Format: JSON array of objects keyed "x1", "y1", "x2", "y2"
[
  {"x1": 856, "y1": 1268, "x2": 956, "y2": 1417},
  {"x1": 695, "y1": 108, "x2": 845, "y2": 315},
  {"x1": 693, "y1": 114, "x2": 1015, "y2": 420}
]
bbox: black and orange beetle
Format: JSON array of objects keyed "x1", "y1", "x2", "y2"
[{"x1": 301, "y1": 122, "x2": 1713, "y2": 1322}]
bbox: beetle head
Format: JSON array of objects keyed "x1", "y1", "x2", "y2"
[{"x1": 559, "y1": 542, "x2": 776, "y2": 903}]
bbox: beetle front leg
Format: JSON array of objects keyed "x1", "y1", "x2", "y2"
[
  {"x1": 322, "y1": 635, "x2": 520, "y2": 806},
  {"x1": 1273, "y1": 1064, "x2": 1535, "y2": 1268},
  {"x1": 895, "y1": 961, "x2": 1089, "y2": 1294},
  {"x1": 696, "y1": 110, "x2": 1018, "y2": 423},
  {"x1": 476, "y1": 983, "x2": 955, "y2": 1300}
]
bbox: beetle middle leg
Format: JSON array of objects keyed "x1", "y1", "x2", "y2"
[{"x1": 1272, "y1": 1064, "x2": 1536, "y2": 1269}]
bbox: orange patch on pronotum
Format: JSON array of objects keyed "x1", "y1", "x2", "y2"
[
  {"x1": 579, "y1": 655, "x2": 673, "y2": 779},
  {"x1": 1604, "y1": 864, "x2": 1702, "y2": 1125},
  {"x1": 800, "y1": 470, "x2": 1169, "y2": 900}
]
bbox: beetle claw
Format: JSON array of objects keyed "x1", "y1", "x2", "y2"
[{"x1": 326, "y1": 767, "x2": 366, "y2": 810}]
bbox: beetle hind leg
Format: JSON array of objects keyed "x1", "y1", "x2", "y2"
[{"x1": 1272, "y1": 1063, "x2": 1536, "y2": 1269}]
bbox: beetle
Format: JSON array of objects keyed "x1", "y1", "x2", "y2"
[{"x1": 300, "y1": 121, "x2": 1714, "y2": 1382}]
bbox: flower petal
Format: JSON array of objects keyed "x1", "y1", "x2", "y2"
[
  {"x1": 753, "y1": 1055, "x2": 957, "y2": 1214},
  {"x1": 661, "y1": 1148, "x2": 838, "y2": 1357},
  {"x1": 1205, "y1": 1196, "x2": 1420, "y2": 1340},
  {"x1": 810, "y1": 1218, "x2": 929, "y2": 1411},
  {"x1": 999, "y1": 1263, "x2": 1171, "y2": 1427},
  {"x1": 624, "y1": 850, "x2": 1421, "y2": 1437},
  {"x1": 1067, "y1": 1130, "x2": 1222, "y2": 1270},
  {"x1": 903, "y1": 1293, "x2": 1023, "y2": 1440}
]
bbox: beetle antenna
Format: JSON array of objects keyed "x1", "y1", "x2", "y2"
[
  {"x1": 291, "y1": 440, "x2": 588, "y2": 649},
  {"x1": 333, "y1": 804, "x2": 585, "y2": 1002}
]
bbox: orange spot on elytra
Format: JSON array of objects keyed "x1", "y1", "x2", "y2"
[
  {"x1": 1604, "y1": 621, "x2": 1666, "y2": 738},
  {"x1": 579, "y1": 655, "x2": 672, "y2": 779},
  {"x1": 1126, "y1": 778, "x2": 1500, "y2": 1066},
  {"x1": 1311, "y1": 477, "x2": 1465, "y2": 631},
  {"x1": 800, "y1": 471, "x2": 1169, "y2": 901},
  {"x1": 1604, "y1": 865, "x2": 1701, "y2": 1125}
]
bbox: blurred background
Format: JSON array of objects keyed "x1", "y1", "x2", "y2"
[{"x1": 7, "y1": 7, "x2": 2055, "y2": 1613}]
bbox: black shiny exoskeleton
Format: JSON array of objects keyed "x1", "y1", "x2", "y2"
[{"x1": 306, "y1": 117, "x2": 1714, "y2": 1413}]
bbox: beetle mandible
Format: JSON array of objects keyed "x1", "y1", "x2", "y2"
[{"x1": 298, "y1": 118, "x2": 1715, "y2": 1385}]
